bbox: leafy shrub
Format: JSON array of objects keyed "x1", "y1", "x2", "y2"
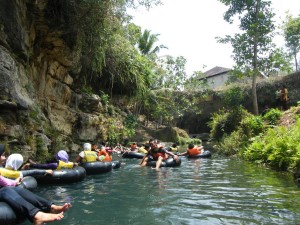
[
  {"x1": 243, "y1": 119, "x2": 300, "y2": 171},
  {"x1": 223, "y1": 86, "x2": 244, "y2": 109},
  {"x1": 124, "y1": 114, "x2": 138, "y2": 138},
  {"x1": 219, "y1": 130, "x2": 248, "y2": 156},
  {"x1": 262, "y1": 108, "x2": 282, "y2": 125},
  {"x1": 208, "y1": 106, "x2": 251, "y2": 140},
  {"x1": 240, "y1": 114, "x2": 265, "y2": 137}
]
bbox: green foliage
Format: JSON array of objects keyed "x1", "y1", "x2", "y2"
[
  {"x1": 156, "y1": 55, "x2": 187, "y2": 90},
  {"x1": 44, "y1": 125, "x2": 64, "y2": 155},
  {"x1": 107, "y1": 119, "x2": 122, "y2": 146},
  {"x1": 216, "y1": 113, "x2": 264, "y2": 155},
  {"x1": 217, "y1": 0, "x2": 290, "y2": 114},
  {"x1": 178, "y1": 138, "x2": 201, "y2": 146},
  {"x1": 138, "y1": 29, "x2": 167, "y2": 58},
  {"x1": 184, "y1": 71, "x2": 209, "y2": 90},
  {"x1": 124, "y1": 114, "x2": 138, "y2": 137},
  {"x1": 240, "y1": 114, "x2": 264, "y2": 136},
  {"x1": 262, "y1": 108, "x2": 282, "y2": 125},
  {"x1": 223, "y1": 86, "x2": 244, "y2": 109},
  {"x1": 82, "y1": 86, "x2": 93, "y2": 96},
  {"x1": 283, "y1": 14, "x2": 300, "y2": 71},
  {"x1": 219, "y1": 130, "x2": 248, "y2": 156},
  {"x1": 243, "y1": 120, "x2": 300, "y2": 171},
  {"x1": 35, "y1": 136, "x2": 50, "y2": 162},
  {"x1": 104, "y1": 34, "x2": 154, "y2": 96},
  {"x1": 208, "y1": 107, "x2": 251, "y2": 140},
  {"x1": 100, "y1": 91, "x2": 110, "y2": 106}
]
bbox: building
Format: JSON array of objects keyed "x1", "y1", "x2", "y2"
[{"x1": 200, "y1": 66, "x2": 232, "y2": 90}]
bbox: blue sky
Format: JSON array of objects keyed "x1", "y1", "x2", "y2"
[{"x1": 129, "y1": 0, "x2": 300, "y2": 75}]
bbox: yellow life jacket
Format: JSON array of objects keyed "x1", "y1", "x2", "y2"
[
  {"x1": 0, "y1": 167, "x2": 22, "y2": 179},
  {"x1": 56, "y1": 160, "x2": 74, "y2": 170},
  {"x1": 82, "y1": 150, "x2": 97, "y2": 162},
  {"x1": 170, "y1": 147, "x2": 178, "y2": 152},
  {"x1": 138, "y1": 147, "x2": 148, "y2": 154}
]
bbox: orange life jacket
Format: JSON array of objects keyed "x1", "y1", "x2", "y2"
[
  {"x1": 187, "y1": 147, "x2": 201, "y2": 156},
  {"x1": 152, "y1": 152, "x2": 167, "y2": 160},
  {"x1": 98, "y1": 150, "x2": 112, "y2": 162}
]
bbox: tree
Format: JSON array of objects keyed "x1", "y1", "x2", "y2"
[
  {"x1": 283, "y1": 14, "x2": 300, "y2": 72},
  {"x1": 184, "y1": 71, "x2": 209, "y2": 91},
  {"x1": 217, "y1": 0, "x2": 278, "y2": 114},
  {"x1": 156, "y1": 55, "x2": 187, "y2": 90},
  {"x1": 138, "y1": 29, "x2": 167, "y2": 59}
]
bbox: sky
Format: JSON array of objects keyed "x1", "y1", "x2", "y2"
[{"x1": 129, "y1": 0, "x2": 300, "y2": 75}]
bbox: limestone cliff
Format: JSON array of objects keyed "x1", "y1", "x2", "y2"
[{"x1": 0, "y1": 0, "x2": 125, "y2": 159}]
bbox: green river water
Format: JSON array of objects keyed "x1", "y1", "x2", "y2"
[{"x1": 22, "y1": 154, "x2": 300, "y2": 225}]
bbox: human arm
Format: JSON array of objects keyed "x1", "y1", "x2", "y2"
[
  {"x1": 164, "y1": 149, "x2": 179, "y2": 160},
  {"x1": 28, "y1": 162, "x2": 58, "y2": 170},
  {"x1": 21, "y1": 169, "x2": 53, "y2": 177},
  {"x1": 0, "y1": 175, "x2": 19, "y2": 186},
  {"x1": 178, "y1": 151, "x2": 188, "y2": 157},
  {"x1": 75, "y1": 151, "x2": 84, "y2": 163}
]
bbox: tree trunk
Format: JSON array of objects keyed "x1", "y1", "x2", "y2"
[
  {"x1": 252, "y1": 0, "x2": 260, "y2": 115},
  {"x1": 294, "y1": 50, "x2": 298, "y2": 72}
]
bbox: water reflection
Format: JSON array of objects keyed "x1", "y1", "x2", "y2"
[{"x1": 22, "y1": 156, "x2": 300, "y2": 225}]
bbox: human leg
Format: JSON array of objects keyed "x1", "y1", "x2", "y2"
[
  {"x1": 14, "y1": 186, "x2": 52, "y2": 212},
  {"x1": 0, "y1": 187, "x2": 66, "y2": 224},
  {"x1": 0, "y1": 187, "x2": 40, "y2": 221},
  {"x1": 155, "y1": 156, "x2": 163, "y2": 170},
  {"x1": 140, "y1": 156, "x2": 148, "y2": 166},
  {"x1": 14, "y1": 186, "x2": 71, "y2": 213}
]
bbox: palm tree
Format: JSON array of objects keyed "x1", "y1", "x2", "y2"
[{"x1": 138, "y1": 29, "x2": 167, "y2": 56}]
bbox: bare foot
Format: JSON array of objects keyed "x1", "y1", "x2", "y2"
[
  {"x1": 34, "y1": 211, "x2": 64, "y2": 225},
  {"x1": 50, "y1": 203, "x2": 72, "y2": 213},
  {"x1": 151, "y1": 167, "x2": 160, "y2": 170}
]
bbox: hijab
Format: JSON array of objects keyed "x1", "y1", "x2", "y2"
[
  {"x1": 5, "y1": 153, "x2": 23, "y2": 170},
  {"x1": 55, "y1": 150, "x2": 69, "y2": 163},
  {"x1": 83, "y1": 143, "x2": 91, "y2": 151}
]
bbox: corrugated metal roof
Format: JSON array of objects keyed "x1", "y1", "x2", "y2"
[{"x1": 204, "y1": 66, "x2": 231, "y2": 78}]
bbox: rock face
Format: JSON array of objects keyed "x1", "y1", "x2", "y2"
[{"x1": 0, "y1": 0, "x2": 124, "y2": 158}]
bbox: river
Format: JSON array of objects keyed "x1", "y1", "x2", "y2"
[{"x1": 23, "y1": 154, "x2": 300, "y2": 225}]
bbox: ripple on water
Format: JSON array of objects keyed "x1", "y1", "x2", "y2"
[{"x1": 21, "y1": 156, "x2": 300, "y2": 225}]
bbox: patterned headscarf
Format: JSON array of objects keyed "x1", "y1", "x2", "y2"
[
  {"x1": 5, "y1": 153, "x2": 23, "y2": 170},
  {"x1": 55, "y1": 150, "x2": 69, "y2": 163}
]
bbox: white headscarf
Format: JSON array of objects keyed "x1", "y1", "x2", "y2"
[
  {"x1": 5, "y1": 153, "x2": 24, "y2": 170},
  {"x1": 83, "y1": 143, "x2": 91, "y2": 151}
]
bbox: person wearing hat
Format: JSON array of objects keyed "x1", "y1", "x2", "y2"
[
  {"x1": 76, "y1": 142, "x2": 102, "y2": 163},
  {"x1": 24, "y1": 150, "x2": 78, "y2": 170},
  {"x1": 0, "y1": 144, "x2": 71, "y2": 225}
]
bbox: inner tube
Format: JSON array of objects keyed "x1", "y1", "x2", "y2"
[
  {"x1": 146, "y1": 157, "x2": 181, "y2": 167},
  {"x1": 32, "y1": 166, "x2": 86, "y2": 184},
  {"x1": 18, "y1": 176, "x2": 38, "y2": 190},
  {"x1": 122, "y1": 151, "x2": 145, "y2": 159},
  {"x1": 0, "y1": 176, "x2": 38, "y2": 224},
  {"x1": 0, "y1": 202, "x2": 22, "y2": 225},
  {"x1": 112, "y1": 161, "x2": 121, "y2": 169},
  {"x1": 80, "y1": 161, "x2": 112, "y2": 175},
  {"x1": 187, "y1": 150, "x2": 212, "y2": 159}
]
